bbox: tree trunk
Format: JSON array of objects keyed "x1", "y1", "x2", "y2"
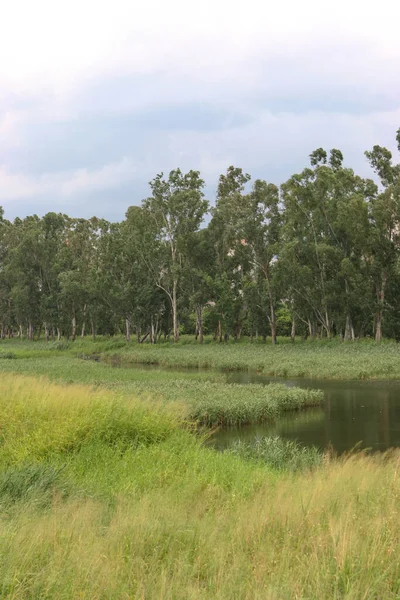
[
  {"x1": 71, "y1": 311, "x2": 77, "y2": 342},
  {"x1": 45, "y1": 322, "x2": 49, "y2": 342},
  {"x1": 91, "y1": 317, "x2": 96, "y2": 341},
  {"x1": 140, "y1": 330, "x2": 150, "y2": 344},
  {"x1": 218, "y1": 320, "x2": 222, "y2": 343},
  {"x1": 125, "y1": 317, "x2": 131, "y2": 342},
  {"x1": 290, "y1": 316, "x2": 296, "y2": 343},
  {"x1": 264, "y1": 268, "x2": 277, "y2": 345},
  {"x1": 57, "y1": 328, "x2": 61, "y2": 341},
  {"x1": 196, "y1": 305, "x2": 204, "y2": 344},
  {"x1": 150, "y1": 317, "x2": 155, "y2": 344},
  {"x1": 375, "y1": 274, "x2": 386, "y2": 342},
  {"x1": 172, "y1": 279, "x2": 179, "y2": 342},
  {"x1": 81, "y1": 304, "x2": 86, "y2": 339},
  {"x1": 270, "y1": 315, "x2": 277, "y2": 345},
  {"x1": 344, "y1": 315, "x2": 355, "y2": 342},
  {"x1": 308, "y1": 319, "x2": 317, "y2": 340},
  {"x1": 324, "y1": 310, "x2": 331, "y2": 339}
]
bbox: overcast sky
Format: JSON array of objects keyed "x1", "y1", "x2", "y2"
[{"x1": 1, "y1": 0, "x2": 400, "y2": 221}]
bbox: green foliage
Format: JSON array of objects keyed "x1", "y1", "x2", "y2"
[
  {"x1": 0, "y1": 350, "x2": 17, "y2": 359},
  {"x1": 1, "y1": 131, "x2": 400, "y2": 346}
]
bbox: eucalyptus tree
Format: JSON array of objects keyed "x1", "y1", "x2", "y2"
[
  {"x1": 141, "y1": 169, "x2": 208, "y2": 342},
  {"x1": 242, "y1": 179, "x2": 281, "y2": 344},
  {"x1": 122, "y1": 206, "x2": 168, "y2": 342},
  {"x1": 209, "y1": 166, "x2": 252, "y2": 340},
  {"x1": 182, "y1": 227, "x2": 215, "y2": 343},
  {"x1": 281, "y1": 149, "x2": 372, "y2": 339},
  {"x1": 365, "y1": 130, "x2": 400, "y2": 341},
  {"x1": 0, "y1": 208, "x2": 13, "y2": 337},
  {"x1": 58, "y1": 217, "x2": 108, "y2": 340},
  {"x1": 4, "y1": 215, "x2": 45, "y2": 339}
]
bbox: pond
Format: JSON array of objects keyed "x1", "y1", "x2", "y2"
[{"x1": 213, "y1": 373, "x2": 400, "y2": 453}]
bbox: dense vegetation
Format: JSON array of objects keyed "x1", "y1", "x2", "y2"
[
  {"x1": 2, "y1": 374, "x2": 400, "y2": 598},
  {"x1": 0, "y1": 340, "x2": 323, "y2": 425},
  {"x1": 4, "y1": 333, "x2": 400, "y2": 380},
  {"x1": 1, "y1": 130, "x2": 400, "y2": 344}
]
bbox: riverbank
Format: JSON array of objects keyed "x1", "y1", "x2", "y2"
[
  {"x1": 1, "y1": 374, "x2": 400, "y2": 598},
  {"x1": 3, "y1": 336, "x2": 400, "y2": 379},
  {"x1": 0, "y1": 348, "x2": 322, "y2": 427}
]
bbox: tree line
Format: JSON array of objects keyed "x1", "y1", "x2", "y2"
[{"x1": 1, "y1": 130, "x2": 400, "y2": 343}]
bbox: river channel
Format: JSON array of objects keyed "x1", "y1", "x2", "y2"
[
  {"x1": 107, "y1": 359, "x2": 400, "y2": 453},
  {"x1": 217, "y1": 373, "x2": 400, "y2": 453}
]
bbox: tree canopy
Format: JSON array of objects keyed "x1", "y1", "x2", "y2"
[{"x1": 1, "y1": 130, "x2": 400, "y2": 343}]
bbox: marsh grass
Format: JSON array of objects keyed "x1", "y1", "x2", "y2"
[
  {"x1": 4, "y1": 335, "x2": 400, "y2": 379},
  {"x1": 88, "y1": 335, "x2": 400, "y2": 379},
  {"x1": 0, "y1": 375, "x2": 182, "y2": 468},
  {"x1": 188, "y1": 382, "x2": 322, "y2": 426},
  {"x1": 1, "y1": 376, "x2": 400, "y2": 598},
  {"x1": 228, "y1": 436, "x2": 323, "y2": 471},
  {"x1": 0, "y1": 355, "x2": 323, "y2": 427}
]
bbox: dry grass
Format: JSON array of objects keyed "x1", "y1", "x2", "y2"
[{"x1": 1, "y1": 375, "x2": 400, "y2": 599}]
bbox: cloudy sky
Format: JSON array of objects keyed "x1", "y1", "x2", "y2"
[{"x1": 1, "y1": 0, "x2": 400, "y2": 221}]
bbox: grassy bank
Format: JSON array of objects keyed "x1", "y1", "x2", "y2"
[
  {"x1": 1, "y1": 375, "x2": 400, "y2": 598},
  {"x1": 0, "y1": 351, "x2": 322, "y2": 427},
  {"x1": 3, "y1": 335, "x2": 400, "y2": 379}
]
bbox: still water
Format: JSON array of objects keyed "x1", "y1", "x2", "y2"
[
  {"x1": 104, "y1": 357, "x2": 400, "y2": 453},
  {"x1": 214, "y1": 373, "x2": 400, "y2": 453}
]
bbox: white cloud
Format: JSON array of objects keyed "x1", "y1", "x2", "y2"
[
  {"x1": 0, "y1": 157, "x2": 136, "y2": 203},
  {"x1": 0, "y1": 0, "x2": 399, "y2": 219},
  {"x1": 2, "y1": 0, "x2": 400, "y2": 95}
]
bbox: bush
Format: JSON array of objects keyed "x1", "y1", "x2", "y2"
[
  {"x1": 228, "y1": 436, "x2": 322, "y2": 471},
  {"x1": 0, "y1": 351, "x2": 17, "y2": 359},
  {"x1": 0, "y1": 464, "x2": 68, "y2": 507}
]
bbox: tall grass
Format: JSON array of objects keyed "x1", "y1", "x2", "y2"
[
  {"x1": 188, "y1": 382, "x2": 322, "y2": 426},
  {"x1": 1, "y1": 375, "x2": 400, "y2": 598},
  {"x1": 3, "y1": 335, "x2": 400, "y2": 379},
  {"x1": 0, "y1": 375, "x2": 400, "y2": 600},
  {"x1": 0, "y1": 357, "x2": 323, "y2": 427},
  {"x1": 0, "y1": 375, "x2": 181, "y2": 468}
]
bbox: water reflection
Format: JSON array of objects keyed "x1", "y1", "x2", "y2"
[{"x1": 215, "y1": 375, "x2": 400, "y2": 453}]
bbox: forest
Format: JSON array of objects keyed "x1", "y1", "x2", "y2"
[{"x1": 1, "y1": 129, "x2": 400, "y2": 344}]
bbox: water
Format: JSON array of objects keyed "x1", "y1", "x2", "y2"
[
  {"x1": 215, "y1": 373, "x2": 400, "y2": 453},
  {"x1": 82, "y1": 356, "x2": 400, "y2": 452}
]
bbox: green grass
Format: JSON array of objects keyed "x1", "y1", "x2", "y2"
[
  {"x1": 228, "y1": 436, "x2": 323, "y2": 471},
  {"x1": 0, "y1": 375, "x2": 181, "y2": 468},
  {"x1": 3, "y1": 334, "x2": 400, "y2": 379},
  {"x1": 188, "y1": 382, "x2": 322, "y2": 426},
  {"x1": 1, "y1": 375, "x2": 400, "y2": 598},
  {"x1": 0, "y1": 351, "x2": 323, "y2": 427}
]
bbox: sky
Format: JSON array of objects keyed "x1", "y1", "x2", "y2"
[{"x1": 1, "y1": 0, "x2": 400, "y2": 221}]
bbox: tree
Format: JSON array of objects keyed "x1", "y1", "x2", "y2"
[
  {"x1": 365, "y1": 131, "x2": 400, "y2": 341},
  {"x1": 142, "y1": 169, "x2": 208, "y2": 342}
]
